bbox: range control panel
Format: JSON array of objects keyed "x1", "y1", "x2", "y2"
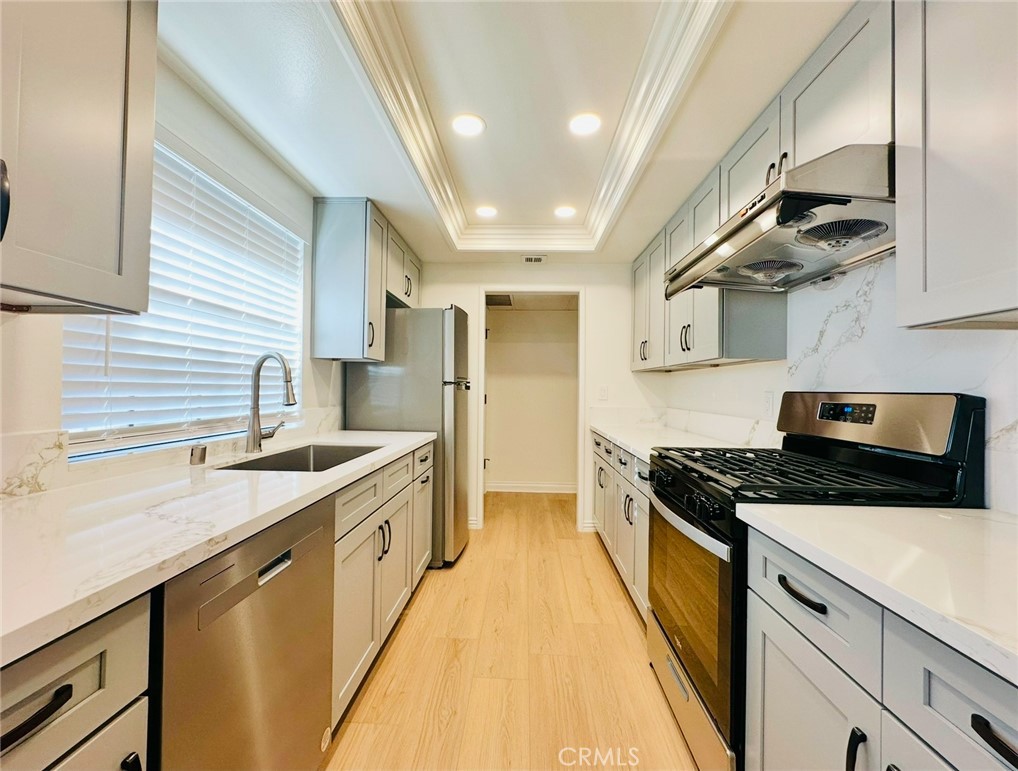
[{"x1": 818, "y1": 401, "x2": 877, "y2": 425}]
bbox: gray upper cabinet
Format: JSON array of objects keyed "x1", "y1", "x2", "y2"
[
  {"x1": 662, "y1": 167, "x2": 786, "y2": 371},
  {"x1": 631, "y1": 230, "x2": 665, "y2": 371},
  {"x1": 0, "y1": 0, "x2": 157, "y2": 314},
  {"x1": 895, "y1": 0, "x2": 1018, "y2": 329},
  {"x1": 312, "y1": 198, "x2": 387, "y2": 361},
  {"x1": 720, "y1": 98, "x2": 781, "y2": 220},
  {"x1": 385, "y1": 226, "x2": 422, "y2": 309},
  {"x1": 779, "y1": 1, "x2": 892, "y2": 169}
]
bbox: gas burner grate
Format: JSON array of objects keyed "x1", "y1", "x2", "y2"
[{"x1": 654, "y1": 447, "x2": 948, "y2": 502}]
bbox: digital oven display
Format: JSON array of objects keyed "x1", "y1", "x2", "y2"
[{"x1": 818, "y1": 401, "x2": 876, "y2": 425}]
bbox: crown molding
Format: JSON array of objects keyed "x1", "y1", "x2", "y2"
[{"x1": 332, "y1": 0, "x2": 731, "y2": 253}]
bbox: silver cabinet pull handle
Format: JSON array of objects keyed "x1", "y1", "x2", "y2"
[{"x1": 0, "y1": 159, "x2": 10, "y2": 242}]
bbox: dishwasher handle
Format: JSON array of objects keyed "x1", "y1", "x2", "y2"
[
  {"x1": 198, "y1": 526, "x2": 323, "y2": 630},
  {"x1": 257, "y1": 549, "x2": 292, "y2": 586}
]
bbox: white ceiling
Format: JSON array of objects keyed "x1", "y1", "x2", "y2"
[{"x1": 157, "y1": 0, "x2": 851, "y2": 265}]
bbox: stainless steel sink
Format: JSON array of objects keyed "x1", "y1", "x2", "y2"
[{"x1": 221, "y1": 444, "x2": 383, "y2": 472}]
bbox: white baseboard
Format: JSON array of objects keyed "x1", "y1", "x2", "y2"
[{"x1": 485, "y1": 482, "x2": 577, "y2": 494}]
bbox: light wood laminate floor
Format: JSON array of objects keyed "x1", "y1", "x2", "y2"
[{"x1": 326, "y1": 492, "x2": 695, "y2": 770}]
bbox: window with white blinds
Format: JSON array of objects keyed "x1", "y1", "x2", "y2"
[{"x1": 62, "y1": 143, "x2": 304, "y2": 451}]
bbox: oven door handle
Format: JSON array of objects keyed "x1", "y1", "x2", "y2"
[{"x1": 650, "y1": 491, "x2": 732, "y2": 562}]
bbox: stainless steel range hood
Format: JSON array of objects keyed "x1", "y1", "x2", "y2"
[{"x1": 665, "y1": 144, "x2": 895, "y2": 297}]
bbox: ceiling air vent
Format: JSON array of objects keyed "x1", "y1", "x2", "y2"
[
  {"x1": 485, "y1": 294, "x2": 513, "y2": 307},
  {"x1": 521, "y1": 254, "x2": 547, "y2": 265}
]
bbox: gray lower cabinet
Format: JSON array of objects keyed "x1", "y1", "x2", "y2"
[
  {"x1": 880, "y1": 711, "x2": 952, "y2": 771},
  {"x1": 331, "y1": 453, "x2": 421, "y2": 727},
  {"x1": 51, "y1": 698, "x2": 148, "y2": 771},
  {"x1": 332, "y1": 511, "x2": 384, "y2": 727},
  {"x1": 745, "y1": 589, "x2": 882, "y2": 771},
  {"x1": 411, "y1": 466, "x2": 433, "y2": 590},
  {"x1": 0, "y1": 596, "x2": 150, "y2": 770},
  {"x1": 378, "y1": 486, "x2": 412, "y2": 642}
]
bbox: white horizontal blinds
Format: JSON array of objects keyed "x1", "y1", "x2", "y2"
[{"x1": 63, "y1": 143, "x2": 304, "y2": 448}]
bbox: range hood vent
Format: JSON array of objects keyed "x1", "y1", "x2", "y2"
[{"x1": 665, "y1": 144, "x2": 895, "y2": 297}]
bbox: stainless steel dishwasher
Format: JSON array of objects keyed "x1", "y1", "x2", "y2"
[{"x1": 161, "y1": 497, "x2": 334, "y2": 770}]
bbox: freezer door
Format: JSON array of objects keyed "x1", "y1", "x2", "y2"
[{"x1": 443, "y1": 306, "x2": 469, "y2": 382}]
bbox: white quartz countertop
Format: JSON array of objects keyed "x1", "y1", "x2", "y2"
[
  {"x1": 0, "y1": 430, "x2": 435, "y2": 667},
  {"x1": 738, "y1": 503, "x2": 1018, "y2": 686},
  {"x1": 589, "y1": 422, "x2": 736, "y2": 462}
]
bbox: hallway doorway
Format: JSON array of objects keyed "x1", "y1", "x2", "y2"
[{"x1": 481, "y1": 291, "x2": 580, "y2": 512}]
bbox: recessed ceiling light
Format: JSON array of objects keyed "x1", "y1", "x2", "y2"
[
  {"x1": 476, "y1": 206, "x2": 497, "y2": 218},
  {"x1": 452, "y1": 114, "x2": 486, "y2": 136},
  {"x1": 554, "y1": 206, "x2": 577, "y2": 218},
  {"x1": 569, "y1": 113, "x2": 601, "y2": 136}
]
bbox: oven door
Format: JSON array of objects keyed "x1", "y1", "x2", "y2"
[{"x1": 649, "y1": 489, "x2": 735, "y2": 744}]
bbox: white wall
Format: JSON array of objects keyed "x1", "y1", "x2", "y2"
[
  {"x1": 485, "y1": 308, "x2": 578, "y2": 492},
  {"x1": 641, "y1": 257, "x2": 1018, "y2": 513},
  {"x1": 421, "y1": 261, "x2": 659, "y2": 528}
]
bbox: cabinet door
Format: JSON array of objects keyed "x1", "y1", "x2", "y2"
[
  {"x1": 411, "y1": 471, "x2": 433, "y2": 589},
  {"x1": 880, "y1": 711, "x2": 952, "y2": 771},
  {"x1": 405, "y1": 251, "x2": 422, "y2": 308},
  {"x1": 720, "y1": 98, "x2": 780, "y2": 219},
  {"x1": 895, "y1": 0, "x2": 1018, "y2": 328},
  {"x1": 365, "y1": 204, "x2": 387, "y2": 360},
  {"x1": 378, "y1": 487, "x2": 412, "y2": 642},
  {"x1": 779, "y1": 1, "x2": 892, "y2": 168},
  {"x1": 333, "y1": 513, "x2": 382, "y2": 727},
  {"x1": 612, "y1": 480, "x2": 635, "y2": 588},
  {"x1": 0, "y1": 0, "x2": 156, "y2": 313},
  {"x1": 644, "y1": 231, "x2": 666, "y2": 369},
  {"x1": 686, "y1": 170, "x2": 723, "y2": 364},
  {"x1": 385, "y1": 226, "x2": 406, "y2": 300},
  {"x1": 631, "y1": 248, "x2": 650, "y2": 371},
  {"x1": 51, "y1": 698, "x2": 148, "y2": 771},
  {"x1": 664, "y1": 204, "x2": 693, "y2": 367},
  {"x1": 745, "y1": 590, "x2": 881, "y2": 771},
  {"x1": 602, "y1": 466, "x2": 616, "y2": 553},
  {"x1": 593, "y1": 460, "x2": 605, "y2": 536},
  {"x1": 631, "y1": 491, "x2": 649, "y2": 621}
]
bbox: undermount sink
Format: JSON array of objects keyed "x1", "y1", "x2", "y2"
[{"x1": 221, "y1": 444, "x2": 383, "y2": 472}]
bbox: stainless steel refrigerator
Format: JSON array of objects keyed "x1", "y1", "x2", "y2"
[{"x1": 345, "y1": 305, "x2": 469, "y2": 564}]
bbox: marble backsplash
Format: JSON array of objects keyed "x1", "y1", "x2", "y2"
[
  {"x1": 649, "y1": 256, "x2": 1018, "y2": 513},
  {"x1": 1, "y1": 406, "x2": 341, "y2": 498},
  {"x1": 587, "y1": 405, "x2": 783, "y2": 448}
]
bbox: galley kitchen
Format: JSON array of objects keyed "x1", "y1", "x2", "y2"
[{"x1": 1, "y1": 1, "x2": 1015, "y2": 770}]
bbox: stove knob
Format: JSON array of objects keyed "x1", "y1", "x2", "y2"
[{"x1": 653, "y1": 470, "x2": 674, "y2": 488}]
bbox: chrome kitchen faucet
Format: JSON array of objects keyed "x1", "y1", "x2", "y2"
[{"x1": 246, "y1": 352, "x2": 297, "y2": 453}]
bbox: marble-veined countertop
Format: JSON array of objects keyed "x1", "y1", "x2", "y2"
[
  {"x1": 738, "y1": 503, "x2": 1018, "y2": 686},
  {"x1": 0, "y1": 430, "x2": 435, "y2": 667},
  {"x1": 589, "y1": 423, "x2": 739, "y2": 462}
]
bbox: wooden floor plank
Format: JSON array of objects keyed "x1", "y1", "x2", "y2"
[{"x1": 327, "y1": 491, "x2": 695, "y2": 771}]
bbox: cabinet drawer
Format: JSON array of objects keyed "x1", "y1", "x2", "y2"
[
  {"x1": 880, "y1": 710, "x2": 953, "y2": 771},
  {"x1": 413, "y1": 443, "x2": 434, "y2": 478},
  {"x1": 335, "y1": 469, "x2": 384, "y2": 541},
  {"x1": 0, "y1": 596, "x2": 149, "y2": 770},
  {"x1": 614, "y1": 447, "x2": 635, "y2": 480},
  {"x1": 633, "y1": 457, "x2": 650, "y2": 497},
  {"x1": 884, "y1": 613, "x2": 1018, "y2": 770},
  {"x1": 747, "y1": 530, "x2": 882, "y2": 697},
  {"x1": 383, "y1": 453, "x2": 413, "y2": 499},
  {"x1": 592, "y1": 432, "x2": 611, "y2": 464},
  {"x1": 52, "y1": 697, "x2": 148, "y2": 771}
]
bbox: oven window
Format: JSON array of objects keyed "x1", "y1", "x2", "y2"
[{"x1": 649, "y1": 502, "x2": 733, "y2": 740}]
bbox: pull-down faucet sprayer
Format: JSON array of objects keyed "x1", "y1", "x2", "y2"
[{"x1": 246, "y1": 352, "x2": 297, "y2": 453}]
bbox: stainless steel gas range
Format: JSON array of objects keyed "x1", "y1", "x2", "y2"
[{"x1": 646, "y1": 392, "x2": 986, "y2": 771}]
